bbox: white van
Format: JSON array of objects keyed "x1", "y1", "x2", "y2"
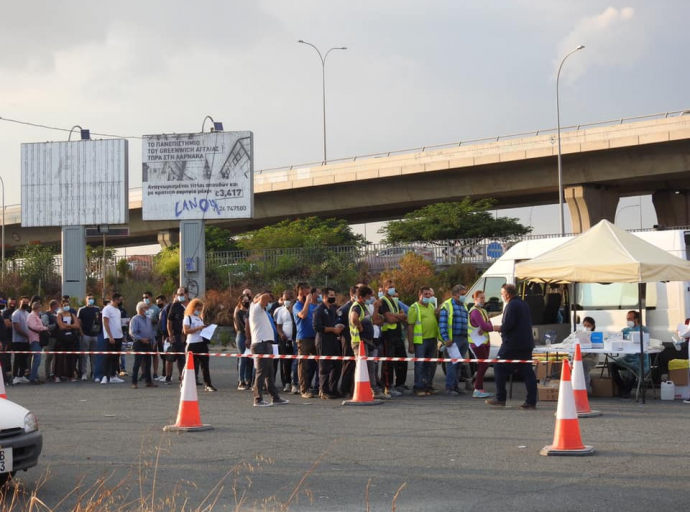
[{"x1": 466, "y1": 229, "x2": 690, "y2": 351}]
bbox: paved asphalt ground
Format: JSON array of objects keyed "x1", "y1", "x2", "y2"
[{"x1": 2, "y1": 355, "x2": 689, "y2": 511}]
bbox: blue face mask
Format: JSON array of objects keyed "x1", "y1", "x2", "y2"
[
  {"x1": 388, "y1": 287, "x2": 396, "y2": 296},
  {"x1": 365, "y1": 297, "x2": 375, "y2": 305},
  {"x1": 178, "y1": 295, "x2": 186, "y2": 302},
  {"x1": 458, "y1": 295, "x2": 466, "y2": 303},
  {"x1": 194, "y1": 310, "x2": 201, "y2": 317},
  {"x1": 421, "y1": 297, "x2": 431, "y2": 305},
  {"x1": 316, "y1": 294, "x2": 323, "y2": 303},
  {"x1": 87, "y1": 299, "x2": 95, "y2": 306},
  {"x1": 267, "y1": 302, "x2": 274, "y2": 309},
  {"x1": 377, "y1": 292, "x2": 384, "y2": 299},
  {"x1": 143, "y1": 298, "x2": 150, "y2": 305}
]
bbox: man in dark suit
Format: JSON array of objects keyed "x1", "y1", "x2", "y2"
[{"x1": 486, "y1": 284, "x2": 538, "y2": 409}]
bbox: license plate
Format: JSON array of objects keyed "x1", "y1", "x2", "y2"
[{"x1": 0, "y1": 447, "x2": 12, "y2": 473}]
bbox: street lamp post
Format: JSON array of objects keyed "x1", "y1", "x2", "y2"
[
  {"x1": 556, "y1": 44, "x2": 585, "y2": 236},
  {"x1": 298, "y1": 40, "x2": 347, "y2": 164},
  {"x1": 0, "y1": 175, "x2": 4, "y2": 278}
]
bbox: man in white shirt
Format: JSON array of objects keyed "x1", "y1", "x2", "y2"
[
  {"x1": 249, "y1": 291, "x2": 289, "y2": 407},
  {"x1": 101, "y1": 293, "x2": 125, "y2": 384}
]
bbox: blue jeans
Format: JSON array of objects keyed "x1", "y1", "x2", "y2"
[
  {"x1": 291, "y1": 340, "x2": 299, "y2": 385},
  {"x1": 94, "y1": 333, "x2": 106, "y2": 381},
  {"x1": 414, "y1": 338, "x2": 436, "y2": 390},
  {"x1": 445, "y1": 335, "x2": 469, "y2": 390},
  {"x1": 30, "y1": 341, "x2": 42, "y2": 381},
  {"x1": 237, "y1": 332, "x2": 252, "y2": 383}
]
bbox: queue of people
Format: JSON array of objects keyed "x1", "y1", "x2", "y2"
[{"x1": 0, "y1": 281, "x2": 543, "y2": 410}]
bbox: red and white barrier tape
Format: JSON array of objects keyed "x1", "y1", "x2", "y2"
[{"x1": 2, "y1": 350, "x2": 537, "y2": 364}]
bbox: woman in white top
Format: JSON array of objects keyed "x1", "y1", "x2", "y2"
[{"x1": 182, "y1": 298, "x2": 216, "y2": 392}]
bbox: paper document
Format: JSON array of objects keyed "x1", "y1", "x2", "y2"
[
  {"x1": 447, "y1": 343, "x2": 461, "y2": 359},
  {"x1": 199, "y1": 324, "x2": 217, "y2": 340},
  {"x1": 469, "y1": 329, "x2": 487, "y2": 346},
  {"x1": 272, "y1": 344, "x2": 280, "y2": 356}
]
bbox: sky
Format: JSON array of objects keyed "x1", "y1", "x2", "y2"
[{"x1": 1, "y1": 0, "x2": 689, "y2": 247}]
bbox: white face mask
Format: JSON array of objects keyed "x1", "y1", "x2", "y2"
[
  {"x1": 584, "y1": 326, "x2": 592, "y2": 332},
  {"x1": 283, "y1": 300, "x2": 291, "y2": 308},
  {"x1": 626, "y1": 320, "x2": 635, "y2": 329}
]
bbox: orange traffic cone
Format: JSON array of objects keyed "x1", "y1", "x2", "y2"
[
  {"x1": 0, "y1": 361, "x2": 6, "y2": 399},
  {"x1": 540, "y1": 359, "x2": 595, "y2": 456},
  {"x1": 572, "y1": 342, "x2": 601, "y2": 418},
  {"x1": 342, "y1": 342, "x2": 383, "y2": 407},
  {"x1": 163, "y1": 351, "x2": 213, "y2": 432}
]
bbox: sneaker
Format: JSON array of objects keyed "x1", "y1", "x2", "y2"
[
  {"x1": 387, "y1": 388, "x2": 402, "y2": 397},
  {"x1": 253, "y1": 400, "x2": 273, "y2": 407},
  {"x1": 146, "y1": 382, "x2": 159, "y2": 388},
  {"x1": 320, "y1": 392, "x2": 338, "y2": 400},
  {"x1": 12, "y1": 377, "x2": 21, "y2": 385},
  {"x1": 81, "y1": 374, "x2": 88, "y2": 381},
  {"x1": 301, "y1": 392, "x2": 315, "y2": 399},
  {"x1": 204, "y1": 385, "x2": 218, "y2": 392},
  {"x1": 18, "y1": 376, "x2": 30, "y2": 384},
  {"x1": 94, "y1": 378, "x2": 101, "y2": 383},
  {"x1": 119, "y1": 371, "x2": 128, "y2": 377},
  {"x1": 414, "y1": 389, "x2": 430, "y2": 397},
  {"x1": 237, "y1": 383, "x2": 250, "y2": 391},
  {"x1": 291, "y1": 385, "x2": 300, "y2": 395},
  {"x1": 373, "y1": 390, "x2": 391, "y2": 400},
  {"x1": 485, "y1": 398, "x2": 506, "y2": 407},
  {"x1": 272, "y1": 398, "x2": 289, "y2": 405},
  {"x1": 156, "y1": 375, "x2": 167, "y2": 382},
  {"x1": 283, "y1": 383, "x2": 292, "y2": 393},
  {"x1": 152, "y1": 374, "x2": 159, "y2": 380},
  {"x1": 519, "y1": 403, "x2": 536, "y2": 410},
  {"x1": 472, "y1": 389, "x2": 494, "y2": 398},
  {"x1": 452, "y1": 386, "x2": 467, "y2": 395},
  {"x1": 395, "y1": 386, "x2": 412, "y2": 396},
  {"x1": 110, "y1": 376, "x2": 125, "y2": 383},
  {"x1": 425, "y1": 387, "x2": 439, "y2": 395},
  {"x1": 54, "y1": 377, "x2": 61, "y2": 383},
  {"x1": 132, "y1": 384, "x2": 139, "y2": 389},
  {"x1": 101, "y1": 376, "x2": 109, "y2": 385},
  {"x1": 444, "y1": 388, "x2": 460, "y2": 396}
]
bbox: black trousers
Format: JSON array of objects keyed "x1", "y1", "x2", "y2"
[
  {"x1": 132, "y1": 341, "x2": 152, "y2": 384},
  {"x1": 252, "y1": 341, "x2": 280, "y2": 402},
  {"x1": 12, "y1": 342, "x2": 30, "y2": 378},
  {"x1": 187, "y1": 340, "x2": 212, "y2": 386},
  {"x1": 383, "y1": 331, "x2": 408, "y2": 389},
  {"x1": 495, "y1": 361, "x2": 538, "y2": 405},
  {"x1": 275, "y1": 338, "x2": 293, "y2": 386},
  {"x1": 317, "y1": 337, "x2": 342, "y2": 395},
  {"x1": 104, "y1": 338, "x2": 123, "y2": 379},
  {"x1": 340, "y1": 336, "x2": 355, "y2": 395},
  {"x1": 1, "y1": 339, "x2": 12, "y2": 379}
]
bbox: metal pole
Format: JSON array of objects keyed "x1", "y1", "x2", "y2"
[
  {"x1": 0, "y1": 175, "x2": 4, "y2": 278},
  {"x1": 298, "y1": 41, "x2": 347, "y2": 165},
  {"x1": 556, "y1": 45, "x2": 585, "y2": 236},
  {"x1": 102, "y1": 233, "x2": 106, "y2": 301},
  {"x1": 638, "y1": 282, "x2": 645, "y2": 404}
]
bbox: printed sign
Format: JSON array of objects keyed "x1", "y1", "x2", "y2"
[{"x1": 142, "y1": 131, "x2": 253, "y2": 220}]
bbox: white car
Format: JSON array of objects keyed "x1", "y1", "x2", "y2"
[{"x1": 0, "y1": 399, "x2": 43, "y2": 485}]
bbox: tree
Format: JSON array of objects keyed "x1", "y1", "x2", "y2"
[
  {"x1": 205, "y1": 226, "x2": 238, "y2": 252},
  {"x1": 238, "y1": 217, "x2": 366, "y2": 250},
  {"x1": 382, "y1": 253, "x2": 435, "y2": 305},
  {"x1": 379, "y1": 198, "x2": 531, "y2": 243},
  {"x1": 14, "y1": 243, "x2": 59, "y2": 293}
]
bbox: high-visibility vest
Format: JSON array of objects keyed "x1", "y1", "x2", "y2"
[
  {"x1": 409, "y1": 302, "x2": 424, "y2": 344},
  {"x1": 349, "y1": 302, "x2": 366, "y2": 344},
  {"x1": 381, "y1": 296, "x2": 400, "y2": 332},
  {"x1": 468, "y1": 305, "x2": 490, "y2": 345}
]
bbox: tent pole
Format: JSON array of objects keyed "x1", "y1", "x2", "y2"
[
  {"x1": 572, "y1": 283, "x2": 577, "y2": 333},
  {"x1": 638, "y1": 282, "x2": 645, "y2": 404}
]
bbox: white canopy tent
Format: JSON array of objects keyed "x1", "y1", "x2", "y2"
[{"x1": 515, "y1": 220, "x2": 690, "y2": 402}]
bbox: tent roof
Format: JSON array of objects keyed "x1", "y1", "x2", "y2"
[{"x1": 514, "y1": 220, "x2": 690, "y2": 283}]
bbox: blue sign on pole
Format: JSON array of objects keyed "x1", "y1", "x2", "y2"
[{"x1": 487, "y1": 242, "x2": 504, "y2": 259}]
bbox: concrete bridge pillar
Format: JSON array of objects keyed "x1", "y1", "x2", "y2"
[
  {"x1": 157, "y1": 229, "x2": 179, "y2": 248},
  {"x1": 565, "y1": 185, "x2": 620, "y2": 234},
  {"x1": 652, "y1": 190, "x2": 690, "y2": 228}
]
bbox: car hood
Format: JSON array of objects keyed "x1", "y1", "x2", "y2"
[{"x1": 0, "y1": 399, "x2": 31, "y2": 429}]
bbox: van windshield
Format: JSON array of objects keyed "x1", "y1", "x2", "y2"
[{"x1": 575, "y1": 283, "x2": 656, "y2": 309}]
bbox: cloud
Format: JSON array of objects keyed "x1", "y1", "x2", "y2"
[{"x1": 554, "y1": 6, "x2": 645, "y2": 83}]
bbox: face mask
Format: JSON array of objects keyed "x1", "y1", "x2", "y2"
[
  {"x1": 365, "y1": 297, "x2": 374, "y2": 306},
  {"x1": 327, "y1": 297, "x2": 336, "y2": 304},
  {"x1": 421, "y1": 297, "x2": 431, "y2": 305},
  {"x1": 378, "y1": 292, "x2": 384, "y2": 299},
  {"x1": 316, "y1": 294, "x2": 323, "y2": 303},
  {"x1": 22, "y1": 304, "x2": 31, "y2": 311},
  {"x1": 283, "y1": 300, "x2": 292, "y2": 308},
  {"x1": 626, "y1": 321, "x2": 635, "y2": 329},
  {"x1": 267, "y1": 302, "x2": 274, "y2": 309},
  {"x1": 143, "y1": 298, "x2": 150, "y2": 305},
  {"x1": 458, "y1": 295, "x2": 466, "y2": 303},
  {"x1": 194, "y1": 310, "x2": 201, "y2": 317},
  {"x1": 388, "y1": 287, "x2": 395, "y2": 296},
  {"x1": 584, "y1": 326, "x2": 592, "y2": 332},
  {"x1": 242, "y1": 302, "x2": 250, "y2": 308},
  {"x1": 87, "y1": 299, "x2": 95, "y2": 306},
  {"x1": 178, "y1": 295, "x2": 186, "y2": 302},
  {"x1": 429, "y1": 297, "x2": 437, "y2": 308}
]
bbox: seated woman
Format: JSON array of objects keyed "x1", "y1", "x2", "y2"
[{"x1": 581, "y1": 317, "x2": 599, "y2": 395}]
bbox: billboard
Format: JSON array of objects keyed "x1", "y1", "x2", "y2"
[
  {"x1": 21, "y1": 139, "x2": 129, "y2": 227},
  {"x1": 142, "y1": 131, "x2": 253, "y2": 221}
]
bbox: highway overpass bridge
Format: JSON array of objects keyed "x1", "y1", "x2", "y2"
[{"x1": 3, "y1": 110, "x2": 690, "y2": 252}]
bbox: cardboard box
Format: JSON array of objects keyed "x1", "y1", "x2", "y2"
[
  {"x1": 669, "y1": 368, "x2": 689, "y2": 386},
  {"x1": 538, "y1": 380, "x2": 560, "y2": 401},
  {"x1": 536, "y1": 361, "x2": 562, "y2": 382},
  {"x1": 590, "y1": 376, "x2": 618, "y2": 398}
]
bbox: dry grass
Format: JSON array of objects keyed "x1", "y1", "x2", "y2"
[{"x1": 0, "y1": 437, "x2": 407, "y2": 511}]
